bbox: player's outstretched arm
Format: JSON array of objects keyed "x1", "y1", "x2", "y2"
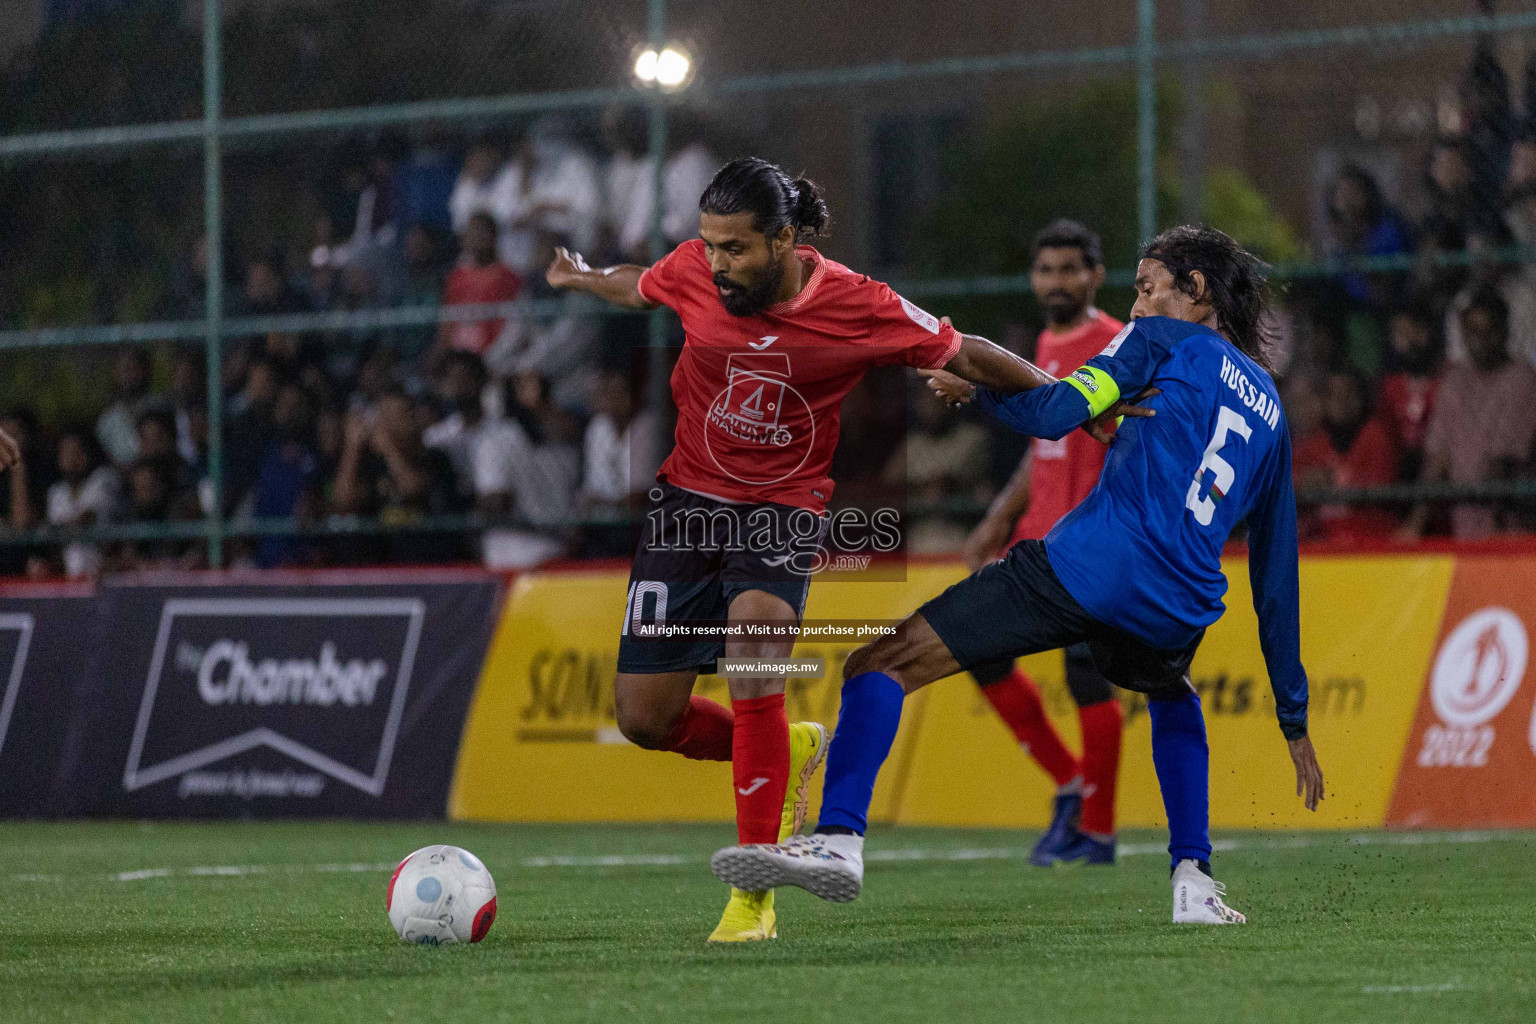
[
  {"x1": 545, "y1": 247, "x2": 659, "y2": 310},
  {"x1": 941, "y1": 333, "x2": 1056, "y2": 392},
  {"x1": 1247, "y1": 432, "x2": 1323, "y2": 810},
  {"x1": 935, "y1": 333, "x2": 1153, "y2": 444}
]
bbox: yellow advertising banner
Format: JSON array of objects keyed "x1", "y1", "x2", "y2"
[
  {"x1": 449, "y1": 565, "x2": 962, "y2": 824},
  {"x1": 896, "y1": 554, "x2": 1452, "y2": 829},
  {"x1": 452, "y1": 555, "x2": 1454, "y2": 830}
]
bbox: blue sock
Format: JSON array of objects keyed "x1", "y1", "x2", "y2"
[
  {"x1": 816, "y1": 671, "x2": 906, "y2": 835},
  {"x1": 1148, "y1": 689, "x2": 1211, "y2": 870}
]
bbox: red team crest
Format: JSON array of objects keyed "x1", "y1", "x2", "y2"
[{"x1": 706, "y1": 352, "x2": 816, "y2": 485}]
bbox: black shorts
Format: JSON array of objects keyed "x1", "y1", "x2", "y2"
[
  {"x1": 969, "y1": 642, "x2": 1115, "y2": 707},
  {"x1": 616, "y1": 483, "x2": 826, "y2": 675},
  {"x1": 923, "y1": 540, "x2": 1201, "y2": 697}
]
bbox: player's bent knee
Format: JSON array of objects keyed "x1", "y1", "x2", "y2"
[
  {"x1": 842, "y1": 639, "x2": 887, "y2": 681},
  {"x1": 842, "y1": 638, "x2": 924, "y2": 694},
  {"x1": 612, "y1": 698, "x2": 681, "y2": 750}
]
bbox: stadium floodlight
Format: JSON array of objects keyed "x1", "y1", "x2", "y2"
[{"x1": 634, "y1": 45, "x2": 692, "y2": 90}]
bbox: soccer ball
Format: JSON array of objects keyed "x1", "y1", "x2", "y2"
[{"x1": 386, "y1": 845, "x2": 498, "y2": 946}]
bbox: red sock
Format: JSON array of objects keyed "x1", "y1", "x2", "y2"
[
  {"x1": 661, "y1": 695, "x2": 734, "y2": 762},
  {"x1": 730, "y1": 694, "x2": 790, "y2": 845},
  {"x1": 1077, "y1": 698, "x2": 1123, "y2": 836},
  {"x1": 980, "y1": 667, "x2": 1080, "y2": 787}
]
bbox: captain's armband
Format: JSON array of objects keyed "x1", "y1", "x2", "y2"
[{"x1": 1062, "y1": 365, "x2": 1122, "y2": 418}]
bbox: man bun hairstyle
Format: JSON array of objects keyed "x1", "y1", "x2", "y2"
[
  {"x1": 1142, "y1": 225, "x2": 1275, "y2": 370},
  {"x1": 1031, "y1": 218, "x2": 1102, "y2": 269},
  {"x1": 699, "y1": 157, "x2": 830, "y2": 241}
]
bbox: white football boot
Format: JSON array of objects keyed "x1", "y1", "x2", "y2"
[
  {"x1": 710, "y1": 833, "x2": 865, "y2": 903},
  {"x1": 1171, "y1": 859, "x2": 1246, "y2": 924}
]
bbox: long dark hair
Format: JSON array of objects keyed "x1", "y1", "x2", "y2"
[
  {"x1": 698, "y1": 157, "x2": 830, "y2": 241},
  {"x1": 1142, "y1": 226, "x2": 1274, "y2": 370}
]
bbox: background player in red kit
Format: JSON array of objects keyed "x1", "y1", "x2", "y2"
[
  {"x1": 962, "y1": 221, "x2": 1125, "y2": 865},
  {"x1": 546, "y1": 160, "x2": 1143, "y2": 940}
]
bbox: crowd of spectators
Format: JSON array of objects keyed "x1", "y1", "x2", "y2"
[
  {"x1": 8, "y1": 45, "x2": 1536, "y2": 575},
  {"x1": 0, "y1": 109, "x2": 697, "y2": 577},
  {"x1": 1285, "y1": 43, "x2": 1536, "y2": 544}
]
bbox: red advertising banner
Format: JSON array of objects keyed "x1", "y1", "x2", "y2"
[{"x1": 1386, "y1": 556, "x2": 1536, "y2": 828}]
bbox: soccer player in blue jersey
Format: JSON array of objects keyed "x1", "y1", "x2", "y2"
[{"x1": 711, "y1": 226, "x2": 1325, "y2": 924}]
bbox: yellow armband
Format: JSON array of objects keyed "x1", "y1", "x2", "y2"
[{"x1": 1062, "y1": 366, "x2": 1121, "y2": 418}]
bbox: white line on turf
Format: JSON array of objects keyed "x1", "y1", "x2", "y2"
[
  {"x1": 7, "y1": 829, "x2": 1525, "y2": 884},
  {"x1": 1361, "y1": 983, "x2": 1462, "y2": 994},
  {"x1": 520, "y1": 853, "x2": 694, "y2": 868}
]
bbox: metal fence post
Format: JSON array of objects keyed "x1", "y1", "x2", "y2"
[
  {"x1": 1180, "y1": 0, "x2": 1206, "y2": 224},
  {"x1": 1137, "y1": 0, "x2": 1157, "y2": 244},
  {"x1": 646, "y1": 0, "x2": 670, "y2": 414},
  {"x1": 203, "y1": 0, "x2": 226, "y2": 568}
]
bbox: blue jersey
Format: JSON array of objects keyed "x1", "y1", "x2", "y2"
[{"x1": 974, "y1": 316, "x2": 1307, "y2": 739}]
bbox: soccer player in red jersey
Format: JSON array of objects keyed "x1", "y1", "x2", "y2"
[
  {"x1": 546, "y1": 159, "x2": 1142, "y2": 940},
  {"x1": 961, "y1": 221, "x2": 1124, "y2": 866}
]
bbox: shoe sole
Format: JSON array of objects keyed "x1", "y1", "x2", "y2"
[
  {"x1": 710, "y1": 847, "x2": 862, "y2": 903},
  {"x1": 785, "y1": 722, "x2": 829, "y2": 837}
]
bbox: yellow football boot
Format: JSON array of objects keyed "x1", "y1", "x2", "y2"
[
  {"x1": 707, "y1": 887, "x2": 777, "y2": 942},
  {"x1": 707, "y1": 721, "x2": 827, "y2": 942},
  {"x1": 781, "y1": 721, "x2": 829, "y2": 841}
]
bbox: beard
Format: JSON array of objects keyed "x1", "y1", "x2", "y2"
[
  {"x1": 1041, "y1": 292, "x2": 1088, "y2": 326},
  {"x1": 715, "y1": 261, "x2": 785, "y2": 317}
]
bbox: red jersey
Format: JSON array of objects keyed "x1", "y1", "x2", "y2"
[
  {"x1": 443, "y1": 260, "x2": 521, "y2": 355},
  {"x1": 638, "y1": 240, "x2": 961, "y2": 511},
  {"x1": 1011, "y1": 310, "x2": 1126, "y2": 543},
  {"x1": 1291, "y1": 417, "x2": 1399, "y2": 541},
  {"x1": 1380, "y1": 371, "x2": 1439, "y2": 454}
]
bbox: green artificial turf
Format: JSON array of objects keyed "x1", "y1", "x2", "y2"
[{"x1": 0, "y1": 822, "x2": 1531, "y2": 1023}]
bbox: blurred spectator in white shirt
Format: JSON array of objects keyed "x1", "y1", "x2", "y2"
[
  {"x1": 617, "y1": 139, "x2": 719, "y2": 261},
  {"x1": 45, "y1": 428, "x2": 120, "y2": 578},
  {"x1": 484, "y1": 230, "x2": 598, "y2": 409},
  {"x1": 600, "y1": 106, "x2": 652, "y2": 261},
  {"x1": 473, "y1": 370, "x2": 581, "y2": 569},
  {"x1": 449, "y1": 140, "x2": 502, "y2": 236},
  {"x1": 96, "y1": 347, "x2": 154, "y2": 467},
  {"x1": 491, "y1": 118, "x2": 601, "y2": 273},
  {"x1": 1443, "y1": 224, "x2": 1536, "y2": 367},
  {"x1": 578, "y1": 366, "x2": 660, "y2": 514},
  {"x1": 423, "y1": 350, "x2": 498, "y2": 503}
]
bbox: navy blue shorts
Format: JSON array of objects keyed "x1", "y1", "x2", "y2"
[
  {"x1": 616, "y1": 484, "x2": 825, "y2": 675},
  {"x1": 922, "y1": 540, "x2": 1201, "y2": 696}
]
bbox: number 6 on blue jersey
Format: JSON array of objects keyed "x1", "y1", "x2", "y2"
[{"x1": 1185, "y1": 405, "x2": 1253, "y2": 526}]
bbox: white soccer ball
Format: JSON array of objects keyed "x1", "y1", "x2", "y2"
[{"x1": 386, "y1": 845, "x2": 498, "y2": 946}]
